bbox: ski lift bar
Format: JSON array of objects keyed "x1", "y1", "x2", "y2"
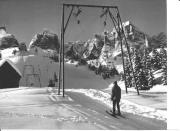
[
  {"x1": 63, "y1": 3, "x2": 117, "y2": 9},
  {"x1": 58, "y1": 3, "x2": 140, "y2": 97},
  {"x1": 59, "y1": 4, "x2": 118, "y2": 97}
]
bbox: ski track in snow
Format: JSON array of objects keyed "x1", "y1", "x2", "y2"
[
  {"x1": 66, "y1": 88, "x2": 167, "y2": 122},
  {"x1": 0, "y1": 111, "x2": 89, "y2": 123}
]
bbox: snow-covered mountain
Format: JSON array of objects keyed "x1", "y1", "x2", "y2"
[
  {"x1": 0, "y1": 27, "x2": 19, "y2": 49},
  {"x1": 28, "y1": 30, "x2": 59, "y2": 52},
  {"x1": 65, "y1": 40, "x2": 86, "y2": 60},
  {"x1": 64, "y1": 21, "x2": 147, "y2": 67}
]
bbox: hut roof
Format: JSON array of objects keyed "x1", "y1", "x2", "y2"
[{"x1": 0, "y1": 59, "x2": 22, "y2": 76}]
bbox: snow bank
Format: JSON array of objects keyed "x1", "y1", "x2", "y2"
[
  {"x1": 148, "y1": 85, "x2": 167, "y2": 93},
  {"x1": 67, "y1": 88, "x2": 166, "y2": 122},
  {"x1": 105, "y1": 80, "x2": 167, "y2": 93}
]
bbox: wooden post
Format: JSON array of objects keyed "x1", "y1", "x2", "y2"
[
  {"x1": 108, "y1": 10, "x2": 128, "y2": 93},
  {"x1": 62, "y1": 4, "x2": 65, "y2": 97},
  {"x1": 58, "y1": 4, "x2": 63, "y2": 95},
  {"x1": 116, "y1": 8, "x2": 139, "y2": 95}
]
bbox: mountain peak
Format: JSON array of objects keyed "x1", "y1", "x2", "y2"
[
  {"x1": 0, "y1": 27, "x2": 19, "y2": 49},
  {"x1": 28, "y1": 30, "x2": 59, "y2": 52}
]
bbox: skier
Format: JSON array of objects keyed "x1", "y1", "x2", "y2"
[{"x1": 111, "y1": 81, "x2": 121, "y2": 115}]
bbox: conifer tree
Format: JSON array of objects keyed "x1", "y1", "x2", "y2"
[
  {"x1": 151, "y1": 49, "x2": 161, "y2": 70},
  {"x1": 162, "y1": 65, "x2": 167, "y2": 85},
  {"x1": 133, "y1": 49, "x2": 144, "y2": 89},
  {"x1": 133, "y1": 48, "x2": 154, "y2": 90},
  {"x1": 144, "y1": 49, "x2": 154, "y2": 89},
  {"x1": 124, "y1": 59, "x2": 133, "y2": 88},
  {"x1": 159, "y1": 48, "x2": 167, "y2": 85},
  {"x1": 147, "y1": 69, "x2": 154, "y2": 88}
]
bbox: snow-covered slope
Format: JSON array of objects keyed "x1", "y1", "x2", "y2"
[{"x1": 1, "y1": 48, "x2": 58, "y2": 87}]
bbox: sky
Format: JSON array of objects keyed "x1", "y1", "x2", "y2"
[{"x1": 0, "y1": 0, "x2": 166, "y2": 45}]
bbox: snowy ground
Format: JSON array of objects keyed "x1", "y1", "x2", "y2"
[
  {"x1": 1, "y1": 82, "x2": 167, "y2": 123},
  {"x1": 0, "y1": 87, "x2": 166, "y2": 129},
  {"x1": 0, "y1": 88, "x2": 104, "y2": 129},
  {"x1": 66, "y1": 88, "x2": 166, "y2": 122}
]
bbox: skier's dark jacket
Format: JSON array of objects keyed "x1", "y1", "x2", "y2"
[{"x1": 111, "y1": 82, "x2": 121, "y2": 101}]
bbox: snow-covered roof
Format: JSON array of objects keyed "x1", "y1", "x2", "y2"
[
  {"x1": 0, "y1": 59, "x2": 22, "y2": 76},
  {"x1": 0, "y1": 47, "x2": 19, "y2": 58}
]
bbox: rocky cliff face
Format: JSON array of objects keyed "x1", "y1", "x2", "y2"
[
  {"x1": 65, "y1": 41, "x2": 86, "y2": 59},
  {"x1": 64, "y1": 20, "x2": 149, "y2": 68},
  {"x1": 83, "y1": 34, "x2": 104, "y2": 60},
  {"x1": 28, "y1": 30, "x2": 59, "y2": 52},
  {"x1": 0, "y1": 30, "x2": 19, "y2": 49},
  {"x1": 65, "y1": 31, "x2": 122, "y2": 62}
]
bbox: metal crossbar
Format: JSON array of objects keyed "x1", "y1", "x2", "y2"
[{"x1": 63, "y1": 3, "x2": 118, "y2": 9}]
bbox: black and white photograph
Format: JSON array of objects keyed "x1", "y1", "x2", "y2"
[{"x1": 0, "y1": 0, "x2": 176, "y2": 130}]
